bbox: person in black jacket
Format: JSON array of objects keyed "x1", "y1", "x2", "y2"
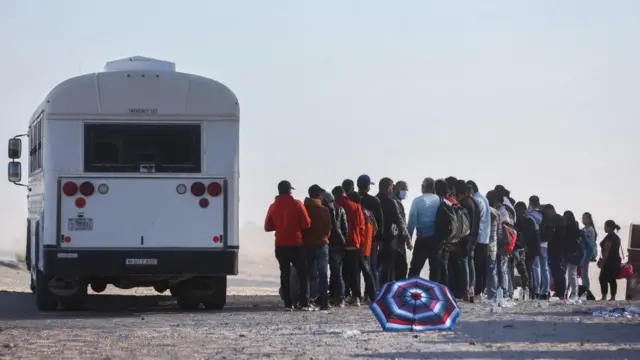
[
  {"x1": 357, "y1": 174, "x2": 384, "y2": 287},
  {"x1": 454, "y1": 180, "x2": 478, "y2": 302},
  {"x1": 544, "y1": 204, "x2": 567, "y2": 299},
  {"x1": 376, "y1": 177, "x2": 407, "y2": 285},
  {"x1": 515, "y1": 201, "x2": 538, "y2": 298},
  {"x1": 325, "y1": 187, "x2": 349, "y2": 307},
  {"x1": 392, "y1": 180, "x2": 412, "y2": 281}
]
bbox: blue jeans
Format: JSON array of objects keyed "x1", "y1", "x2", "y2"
[
  {"x1": 537, "y1": 245, "x2": 550, "y2": 295},
  {"x1": 486, "y1": 252, "x2": 509, "y2": 299},
  {"x1": 329, "y1": 247, "x2": 345, "y2": 300},
  {"x1": 306, "y1": 245, "x2": 329, "y2": 301},
  {"x1": 581, "y1": 256, "x2": 591, "y2": 291},
  {"x1": 529, "y1": 255, "x2": 540, "y2": 295}
]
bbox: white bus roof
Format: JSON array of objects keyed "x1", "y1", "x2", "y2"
[{"x1": 31, "y1": 56, "x2": 238, "y2": 123}]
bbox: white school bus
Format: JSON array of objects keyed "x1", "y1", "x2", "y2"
[{"x1": 7, "y1": 56, "x2": 240, "y2": 311}]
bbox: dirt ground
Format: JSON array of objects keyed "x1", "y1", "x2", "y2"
[{"x1": 0, "y1": 261, "x2": 639, "y2": 360}]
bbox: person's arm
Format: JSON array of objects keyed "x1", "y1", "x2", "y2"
[
  {"x1": 321, "y1": 208, "x2": 332, "y2": 240},
  {"x1": 601, "y1": 239, "x2": 611, "y2": 263},
  {"x1": 356, "y1": 206, "x2": 366, "y2": 246},
  {"x1": 297, "y1": 201, "x2": 311, "y2": 230},
  {"x1": 387, "y1": 198, "x2": 407, "y2": 235},
  {"x1": 407, "y1": 197, "x2": 418, "y2": 239},
  {"x1": 339, "y1": 208, "x2": 349, "y2": 240},
  {"x1": 373, "y1": 199, "x2": 384, "y2": 243},
  {"x1": 264, "y1": 205, "x2": 276, "y2": 232}
]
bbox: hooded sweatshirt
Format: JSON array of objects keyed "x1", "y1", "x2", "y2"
[
  {"x1": 302, "y1": 197, "x2": 332, "y2": 247},
  {"x1": 264, "y1": 194, "x2": 311, "y2": 247},
  {"x1": 336, "y1": 195, "x2": 365, "y2": 248}
]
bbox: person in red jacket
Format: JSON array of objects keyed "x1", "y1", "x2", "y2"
[
  {"x1": 335, "y1": 186, "x2": 365, "y2": 306},
  {"x1": 264, "y1": 180, "x2": 312, "y2": 310}
]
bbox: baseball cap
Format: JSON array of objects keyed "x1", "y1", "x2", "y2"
[
  {"x1": 357, "y1": 174, "x2": 375, "y2": 187},
  {"x1": 308, "y1": 184, "x2": 325, "y2": 198},
  {"x1": 277, "y1": 180, "x2": 294, "y2": 193}
]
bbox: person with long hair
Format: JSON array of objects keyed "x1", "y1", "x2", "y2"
[
  {"x1": 580, "y1": 212, "x2": 598, "y2": 292},
  {"x1": 598, "y1": 220, "x2": 622, "y2": 301},
  {"x1": 563, "y1": 211, "x2": 582, "y2": 298}
]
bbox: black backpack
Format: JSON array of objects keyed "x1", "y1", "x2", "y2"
[
  {"x1": 435, "y1": 198, "x2": 458, "y2": 242},
  {"x1": 453, "y1": 203, "x2": 471, "y2": 238}
]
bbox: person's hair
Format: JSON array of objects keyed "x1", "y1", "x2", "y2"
[
  {"x1": 347, "y1": 191, "x2": 361, "y2": 204},
  {"x1": 445, "y1": 176, "x2": 457, "y2": 193},
  {"x1": 379, "y1": 177, "x2": 394, "y2": 193},
  {"x1": 514, "y1": 201, "x2": 527, "y2": 213},
  {"x1": 563, "y1": 210, "x2": 579, "y2": 237},
  {"x1": 331, "y1": 185, "x2": 345, "y2": 198},
  {"x1": 466, "y1": 180, "x2": 479, "y2": 194},
  {"x1": 422, "y1": 177, "x2": 435, "y2": 192},
  {"x1": 528, "y1": 195, "x2": 540, "y2": 207},
  {"x1": 545, "y1": 204, "x2": 556, "y2": 213},
  {"x1": 434, "y1": 179, "x2": 448, "y2": 197},
  {"x1": 582, "y1": 212, "x2": 598, "y2": 240},
  {"x1": 308, "y1": 185, "x2": 324, "y2": 199},
  {"x1": 494, "y1": 185, "x2": 510, "y2": 199},
  {"x1": 604, "y1": 219, "x2": 621, "y2": 232},
  {"x1": 342, "y1": 179, "x2": 354, "y2": 193},
  {"x1": 320, "y1": 191, "x2": 335, "y2": 206},
  {"x1": 508, "y1": 197, "x2": 516, "y2": 206},
  {"x1": 486, "y1": 190, "x2": 498, "y2": 205},
  {"x1": 453, "y1": 179, "x2": 468, "y2": 197}
]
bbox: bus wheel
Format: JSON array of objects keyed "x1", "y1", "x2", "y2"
[
  {"x1": 202, "y1": 276, "x2": 227, "y2": 310},
  {"x1": 35, "y1": 270, "x2": 58, "y2": 311},
  {"x1": 59, "y1": 285, "x2": 87, "y2": 311},
  {"x1": 176, "y1": 294, "x2": 200, "y2": 310}
]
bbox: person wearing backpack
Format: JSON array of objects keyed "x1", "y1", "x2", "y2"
[
  {"x1": 407, "y1": 178, "x2": 443, "y2": 280},
  {"x1": 580, "y1": 212, "x2": 598, "y2": 292},
  {"x1": 444, "y1": 177, "x2": 465, "y2": 297},
  {"x1": 454, "y1": 180, "x2": 478, "y2": 302}
]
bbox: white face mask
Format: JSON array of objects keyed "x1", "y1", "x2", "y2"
[{"x1": 399, "y1": 190, "x2": 408, "y2": 200}]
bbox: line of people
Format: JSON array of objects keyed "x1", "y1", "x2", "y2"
[{"x1": 264, "y1": 176, "x2": 622, "y2": 310}]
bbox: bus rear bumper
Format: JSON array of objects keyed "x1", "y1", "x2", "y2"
[{"x1": 42, "y1": 247, "x2": 239, "y2": 278}]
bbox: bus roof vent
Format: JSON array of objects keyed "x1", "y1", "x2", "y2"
[{"x1": 103, "y1": 56, "x2": 176, "y2": 73}]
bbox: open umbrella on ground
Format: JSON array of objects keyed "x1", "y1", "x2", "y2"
[{"x1": 370, "y1": 276, "x2": 460, "y2": 332}]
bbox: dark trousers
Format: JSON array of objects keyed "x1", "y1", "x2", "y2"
[
  {"x1": 370, "y1": 242, "x2": 380, "y2": 288},
  {"x1": 394, "y1": 246, "x2": 408, "y2": 281},
  {"x1": 329, "y1": 247, "x2": 345, "y2": 301},
  {"x1": 599, "y1": 261, "x2": 619, "y2": 299},
  {"x1": 461, "y1": 239, "x2": 476, "y2": 296},
  {"x1": 378, "y1": 239, "x2": 398, "y2": 286},
  {"x1": 276, "y1": 246, "x2": 309, "y2": 307},
  {"x1": 360, "y1": 255, "x2": 377, "y2": 301},
  {"x1": 344, "y1": 249, "x2": 362, "y2": 299},
  {"x1": 474, "y1": 243, "x2": 489, "y2": 296},
  {"x1": 408, "y1": 236, "x2": 442, "y2": 281},
  {"x1": 514, "y1": 249, "x2": 529, "y2": 291},
  {"x1": 452, "y1": 239, "x2": 475, "y2": 298},
  {"x1": 549, "y1": 253, "x2": 567, "y2": 297},
  {"x1": 306, "y1": 245, "x2": 329, "y2": 303}
]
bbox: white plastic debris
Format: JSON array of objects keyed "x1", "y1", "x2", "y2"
[{"x1": 342, "y1": 329, "x2": 361, "y2": 338}]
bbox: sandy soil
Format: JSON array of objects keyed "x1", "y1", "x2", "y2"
[{"x1": 0, "y1": 262, "x2": 639, "y2": 360}]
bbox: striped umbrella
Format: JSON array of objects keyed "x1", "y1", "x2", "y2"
[{"x1": 370, "y1": 277, "x2": 460, "y2": 331}]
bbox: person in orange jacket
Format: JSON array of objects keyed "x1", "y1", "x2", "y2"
[
  {"x1": 335, "y1": 187, "x2": 365, "y2": 306},
  {"x1": 303, "y1": 184, "x2": 332, "y2": 310},
  {"x1": 264, "y1": 180, "x2": 312, "y2": 310},
  {"x1": 349, "y1": 191, "x2": 378, "y2": 303}
]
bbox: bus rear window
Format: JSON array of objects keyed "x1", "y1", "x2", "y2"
[{"x1": 84, "y1": 124, "x2": 201, "y2": 173}]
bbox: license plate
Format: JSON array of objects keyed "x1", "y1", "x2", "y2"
[
  {"x1": 68, "y1": 218, "x2": 93, "y2": 231},
  {"x1": 126, "y1": 259, "x2": 158, "y2": 265}
]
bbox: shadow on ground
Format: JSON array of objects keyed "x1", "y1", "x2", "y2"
[
  {"x1": 0, "y1": 291, "x2": 284, "y2": 321},
  {"x1": 0, "y1": 261, "x2": 23, "y2": 271}
]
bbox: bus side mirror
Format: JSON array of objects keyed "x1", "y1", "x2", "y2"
[
  {"x1": 8, "y1": 138, "x2": 22, "y2": 159},
  {"x1": 8, "y1": 161, "x2": 21, "y2": 183}
]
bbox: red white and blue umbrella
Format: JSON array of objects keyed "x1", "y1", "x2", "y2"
[{"x1": 370, "y1": 277, "x2": 460, "y2": 332}]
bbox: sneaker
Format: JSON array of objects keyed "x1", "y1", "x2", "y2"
[
  {"x1": 337, "y1": 299, "x2": 346, "y2": 308},
  {"x1": 349, "y1": 298, "x2": 361, "y2": 307},
  {"x1": 299, "y1": 304, "x2": 317, "y2": 311}
]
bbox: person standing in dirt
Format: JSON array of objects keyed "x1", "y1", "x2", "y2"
[
  {"x1": 454, "y1": 180, "x2": 479, "y2": 302},
  {"x1": 466, "y1": 180, "x2": 491, "y2": 298},
  {"x1": 357, "y1": 175, "x2": 384, "y2": 287},
  {"x1": 598, "y1": 220, "x2": 622, "y2": 301},
  {"x1": 264, "y1": 180, "x2": 312, "y2": 310},
  {"x1": 348, "y1": 191, "x2": 377, "y2": 304},
  {"x1": 392, "y1": 180, "x2": 412, "y2": 281},
  {"x1": 544, "y1": 204, "x2": 567, "y2": 299},
  {"x1": 376, "y1": 177, "x2": 406, "y2": 285},
  {"x1": 302, "y1": 185, "x2": 332, "y2": 310},
  {"x1": 335, "y1": 186, "x2": 366, "y2": 306},
  {"x1": 407, "y1": 178, "x2": 441, "y2": 280},
  {"x1": 321, "y1": 189, "x2": 348, "y2": 307}
]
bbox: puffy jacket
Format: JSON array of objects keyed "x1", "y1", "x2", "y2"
[
  {"x1": 264, "y1": 195, "x2": 311, "y2": 247},
  {"x1": 321, "y1": 192, "x2": 348, "y2": 247},
  {"x1": 361, "y1": 208, "x2": 378, "y2": 256},
  {"x1": 376, "y1": 193, "x2": 406, "y2": 246},
  {"x1": 302, "y1": 198, "x2": 332, "y2": 247},
  {"x1": 336, "y1": 195, "x2": 365, "y2": 248},
  {"x1": 359, "y1": 191, "x2": 384, "y2": 243}
]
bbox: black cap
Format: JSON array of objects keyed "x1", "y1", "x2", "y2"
[
  {"x1": 308, "y1": 184, "x2": 325, "y2": 199},
  {"x1": 278, "y1": 180, "x2": 294, "y2": 194}
]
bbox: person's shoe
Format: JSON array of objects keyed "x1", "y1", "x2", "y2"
[
  {"x1": 298, "y1": 303, "x2": 317, "y2": 311},
  {"x1": 284, "y1": 303, "x2": 293, "y2": 311},
  {"x1": 337, "y1": 299, "x2": 346, "y2": 308},
  {"x1": 468, "y1": 295, "x2": 475, "y2": 303},
  {"x1": 349, "y1": 298, "x2": 361, "y2": 307},
  {"x1": 540, "y1": 294, "x2": 549, "y2": 300}
]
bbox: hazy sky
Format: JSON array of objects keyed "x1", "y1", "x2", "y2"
[{"x1": 1, "y1": 1, "x2": 639, "y2": 251}]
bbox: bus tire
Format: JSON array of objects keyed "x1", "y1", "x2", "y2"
[
  {"x1": 59, "y1": 285, "x2": 87, "y2": 311},
  {"x1": 35, "y1": 270, "x2": 57, "y2": 311},
  {"x1": 202, "y1": 276, "x2": 226, "y2": 310}
]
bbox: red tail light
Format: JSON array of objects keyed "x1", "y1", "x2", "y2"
[
  {"x1": 62, "y1": 182, "x2": 78, "y2": 196},
  {"x1": 207, "y1": 182, "x2": 222, "y2": 197},
  {"x1": 75, "y1": 197, "x2": 86, "y2": 208},
  {"x1": 79, "y1": 182, "x2": 95, "y2": 196},
  {"x1": 199, "y1": 198, "x2": 209, "y2": 208},
  {"x1": 191, "y1": 182, "x2": 205, "y2": 196}
]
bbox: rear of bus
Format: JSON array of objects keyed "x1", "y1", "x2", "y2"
[{"x1": 42, "y1": 58, "x2": 240, "y2": 283}]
